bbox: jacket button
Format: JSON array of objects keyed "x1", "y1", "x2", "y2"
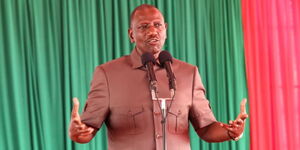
[
  {"x1": 156, "y1": 134, "x2": 162, "y2": 139},
  {"x1": 178, "y1": 110, "x2": 181, "y2": 115},
  {"x1": 154, "y1": 111, "x2": 160, "y2": 116}
]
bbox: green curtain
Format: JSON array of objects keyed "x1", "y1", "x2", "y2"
[{"x1": 0, "y1": 0, "x2": 249, "y2": 149}]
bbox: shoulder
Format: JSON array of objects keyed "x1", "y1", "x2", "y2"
[
  {"x1": 172, "y1": 58, "x2": 198, "y2": 71},
  {"x1": 96, "y1": 55, "x2": 131, "y2": 71},
  {"x1": 171, "y1": 58, "x2": 200, "y2": 81}
]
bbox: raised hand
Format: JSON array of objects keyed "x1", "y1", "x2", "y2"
[
  {"x1": 68, "y1": 98, "x2": 96, "y2": 143},
  {"x1": 221, "y1": 98, "x2": 248, "y2": 140}
]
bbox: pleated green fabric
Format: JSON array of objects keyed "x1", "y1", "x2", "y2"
[{"x1": 0, "y1": 0, "x2": 249, "y2": 150}]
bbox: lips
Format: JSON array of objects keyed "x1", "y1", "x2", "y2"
[{"x1": 146, "y1": 38, "x2": 159, "y2": 45}]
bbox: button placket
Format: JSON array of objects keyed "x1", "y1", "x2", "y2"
[
  {"x1": 156, "y1": 133, "x2": 162, "y2": 139},
  {"x1": 152, "y1": 101, "x2": 163, "y2": 150}
]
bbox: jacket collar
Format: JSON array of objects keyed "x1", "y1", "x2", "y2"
[
  {"x1": 130, "y1": 48, "x2": 144, "y2": 69},
  {"x1": 130, "y1": 47, "x2": 163, "y2": 69}
]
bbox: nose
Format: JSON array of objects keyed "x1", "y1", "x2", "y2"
[{"x1": 146, "y1": 25, "x2": 158, "y2": 36}]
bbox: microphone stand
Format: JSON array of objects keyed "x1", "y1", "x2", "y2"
[
  {"x1": 151, "y1": 90, "x2": 174, "y2": 150},
  {"x1": 143, "y1": 52, "x2": 170, "y2": 150},
  {"x1": 161, "y1": 98, "x2": 167, "y2": 150}
]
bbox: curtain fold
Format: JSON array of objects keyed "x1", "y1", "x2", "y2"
[
  {"x1": 0, "y1": 0, "x2": 248, "y2": 149},
  {"x1": 241, "y1": 0, "x2": 300, "y2": 150}
]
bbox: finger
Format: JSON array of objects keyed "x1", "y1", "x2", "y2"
[
  {"x1": 78, "y1": 130, "x2": 95, "y2": 138},
  {"x1": 79, "y1": 132, "x2": 93, "y2": 137},
  {"x1": 72, "y1": 118, "x2": 81, "y2": 125},
  {"x1": 80, "y1": 130, "x2": 94, "y2": 136},
  {"x1": 228, "y1": 130, "x2": 239, "y2": 137},
  {"x1": 224, "y1": 126, "x2": 234, "y2": 132},
  {"x1": 240, "y1": 98, "x2": 247, "y2": 114},
  {"x1": 78, "y1": 128, "x2": 95, "y2": 136},
  {"x1": 76, "y1": 127, "x2": 95, "y2": 137},
  {"x1": 220, "y1": 123, "x2": 233, "y2": 130},
  {"x1": 236, "y1": 119, "x2": 243, "y2": 125},
  {"x1": 70, "y1": 125, "x2": 90, "y2": 136},
  {"x1": 228, "y1": 120, "x2": 239, "y2": 128},
  {"x1": 71, "y1": 97, "x2": 80, "y2": 118},
  {"x1": 240, "y1": 113, "x2": 249, "y2": 120},
  {"x1": 70, "y1": 125, "x2": 83, "y2": 136},
  {"x1": 76, "y1": 124, "x2": 87, "y2": 130},
  {"x1": 220, "y1": 122, "x2": 227, "y2": 127},
  {"x1": 232, "y1": 123, "x2": 240, "y2": 128},
  {"x1": 231, "y1": 119, "x2": 245, "y2": 128},
  {"x1": 77, "y1": 128, "x2": 92, "y2": 133}
]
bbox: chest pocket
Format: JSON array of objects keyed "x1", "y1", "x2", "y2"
[
  {"x1": 108, "y1": 106, "x2": 146, "y2": 135},
  {"x1": 167, "y1": 106, "x2": 189, "y2": 134}
]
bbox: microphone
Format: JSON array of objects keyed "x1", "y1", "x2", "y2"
[
  {"x1": 158, "y1": 51, "x2": 176, "y2": 97},
  {"x1": 141, "y1": 52, "x2": 157, "y2": 100}
]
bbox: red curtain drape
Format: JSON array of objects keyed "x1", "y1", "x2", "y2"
[{"x1": 242, "y1": 0, "x2": 300, "y2": 149}]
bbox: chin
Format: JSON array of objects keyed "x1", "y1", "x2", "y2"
[
  {"x1": 137, "y1": 46, "x2": 161, "y2": 55},
  {"x1": 152, "y1": 49, "x2": 161, "y2": 54},
  {"x1": 150, "y1": 47, "x2": 162, "y2": 53}
]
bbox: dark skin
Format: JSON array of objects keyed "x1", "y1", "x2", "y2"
[
  {"x1": 198, "y1": 99, "x2": 248, "y2": 142},
  {"x1": 68, "y1": 6, "x2": 248, "y2": 143},
  {"x1": 128, "y1": 6, "x2": 167, "y2": 58},
  {"x1": 68, "y1": 98, "x2": 96, "y2": 143}
]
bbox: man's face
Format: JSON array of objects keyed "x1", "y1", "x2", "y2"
[{"x1": 128, "y1": 8, "x2": 167, "y2": 56}]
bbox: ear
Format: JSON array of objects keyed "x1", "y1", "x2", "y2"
[
  {"x1": 165, "y1": 23, "x2": 168, "y2": 38},
  {"x1": 128, "y1": 28, "x2": 135, "y2": 43}
]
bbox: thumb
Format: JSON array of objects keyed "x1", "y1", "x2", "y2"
[
  {"x1": 71, "y1": 97, "x2": 80, "y2": 119},
  {"x1": 240, "y1": 98, "x2": 247, "y2": 114},
  {"x1": 238, "y1": 98, "x2": 248, "y2": 120}
]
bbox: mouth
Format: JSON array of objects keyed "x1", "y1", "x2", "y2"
[{"x1": 146, "y1": 38, "x2": 160, "y2": 45}]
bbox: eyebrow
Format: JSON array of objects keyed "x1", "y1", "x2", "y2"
[{"x1": 137, "y1": 20, "x2": 163, "y2": 24}]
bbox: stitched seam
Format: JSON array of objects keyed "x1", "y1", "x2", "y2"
[
  {"x1": 191, "y1": 66, "x2": 196, "y2": 115},
  {"x1": 99, "y1": 66, "x2": 110, "y2": 109}
]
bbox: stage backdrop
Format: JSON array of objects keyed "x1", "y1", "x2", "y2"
[
  {"x1": 242, "y1": 0, "x2": 300, "y2": 150},
  {"x1": 0, "y1": 0, "x2": 249, "y2": 150}
]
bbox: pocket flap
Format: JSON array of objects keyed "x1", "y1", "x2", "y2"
[
  {"x1": 128, "y1": 106, "x2": 144, "y2": 116},
  {"x1": 168, "y1": 107, "x2": 181, "y2": 116}
]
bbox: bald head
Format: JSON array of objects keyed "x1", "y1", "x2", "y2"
[{"x1": 130, "y1": 4, "x2": 164, "y2": 27}]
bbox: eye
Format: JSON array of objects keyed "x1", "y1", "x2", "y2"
[
  {"x1": 138, "y1": 24, "x2": 149, "y2": 30},
  {"x1": 154, "y1": 23, "x2": 162, "y2": 27}
]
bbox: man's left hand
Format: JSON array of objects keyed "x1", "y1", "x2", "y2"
[{"x1": 220, "y1": 98, "x2": 248, "y2": 139}]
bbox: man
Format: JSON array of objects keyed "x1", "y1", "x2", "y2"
[{"x1": 68, "y1": 4, "x2": 248, "y2": 150}]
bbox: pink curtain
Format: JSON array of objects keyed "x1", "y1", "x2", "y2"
[{"x1": 242, "y1": 0, "x2": 300, "y2": 150}]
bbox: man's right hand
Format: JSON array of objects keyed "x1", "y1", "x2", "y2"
[{"x1": 68, "y1": 97, "x2": 96, "y2": 143}]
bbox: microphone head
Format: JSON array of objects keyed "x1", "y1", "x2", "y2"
[
  {"x1": 141, "y1": 52, "x2": 156, "y2": 66},
  {"x1": 158, "y1": 50, "x2": 173, "y2": 66}
]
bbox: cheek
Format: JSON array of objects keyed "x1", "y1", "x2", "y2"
[
  {"x1": 134, "y1": 32, "x2": 144, "y2": 41},
  {"x1": 160, "y1": 31, "x2": 167, "y2": 42},
  {"x1": 160, "y1": 30, "x2": 167, "y2": 38}
]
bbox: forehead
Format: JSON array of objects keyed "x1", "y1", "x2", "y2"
[{"x1": 131, "y1": 8, "x2": 165, "y2": 24}]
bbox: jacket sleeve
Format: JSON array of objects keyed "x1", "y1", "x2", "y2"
[
  {"x1": 189, "y1": 67, "x2": 217, "y2": 132},
  {"x1": 81, "y1": 66, "x2": 110, "y2": 129}
]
